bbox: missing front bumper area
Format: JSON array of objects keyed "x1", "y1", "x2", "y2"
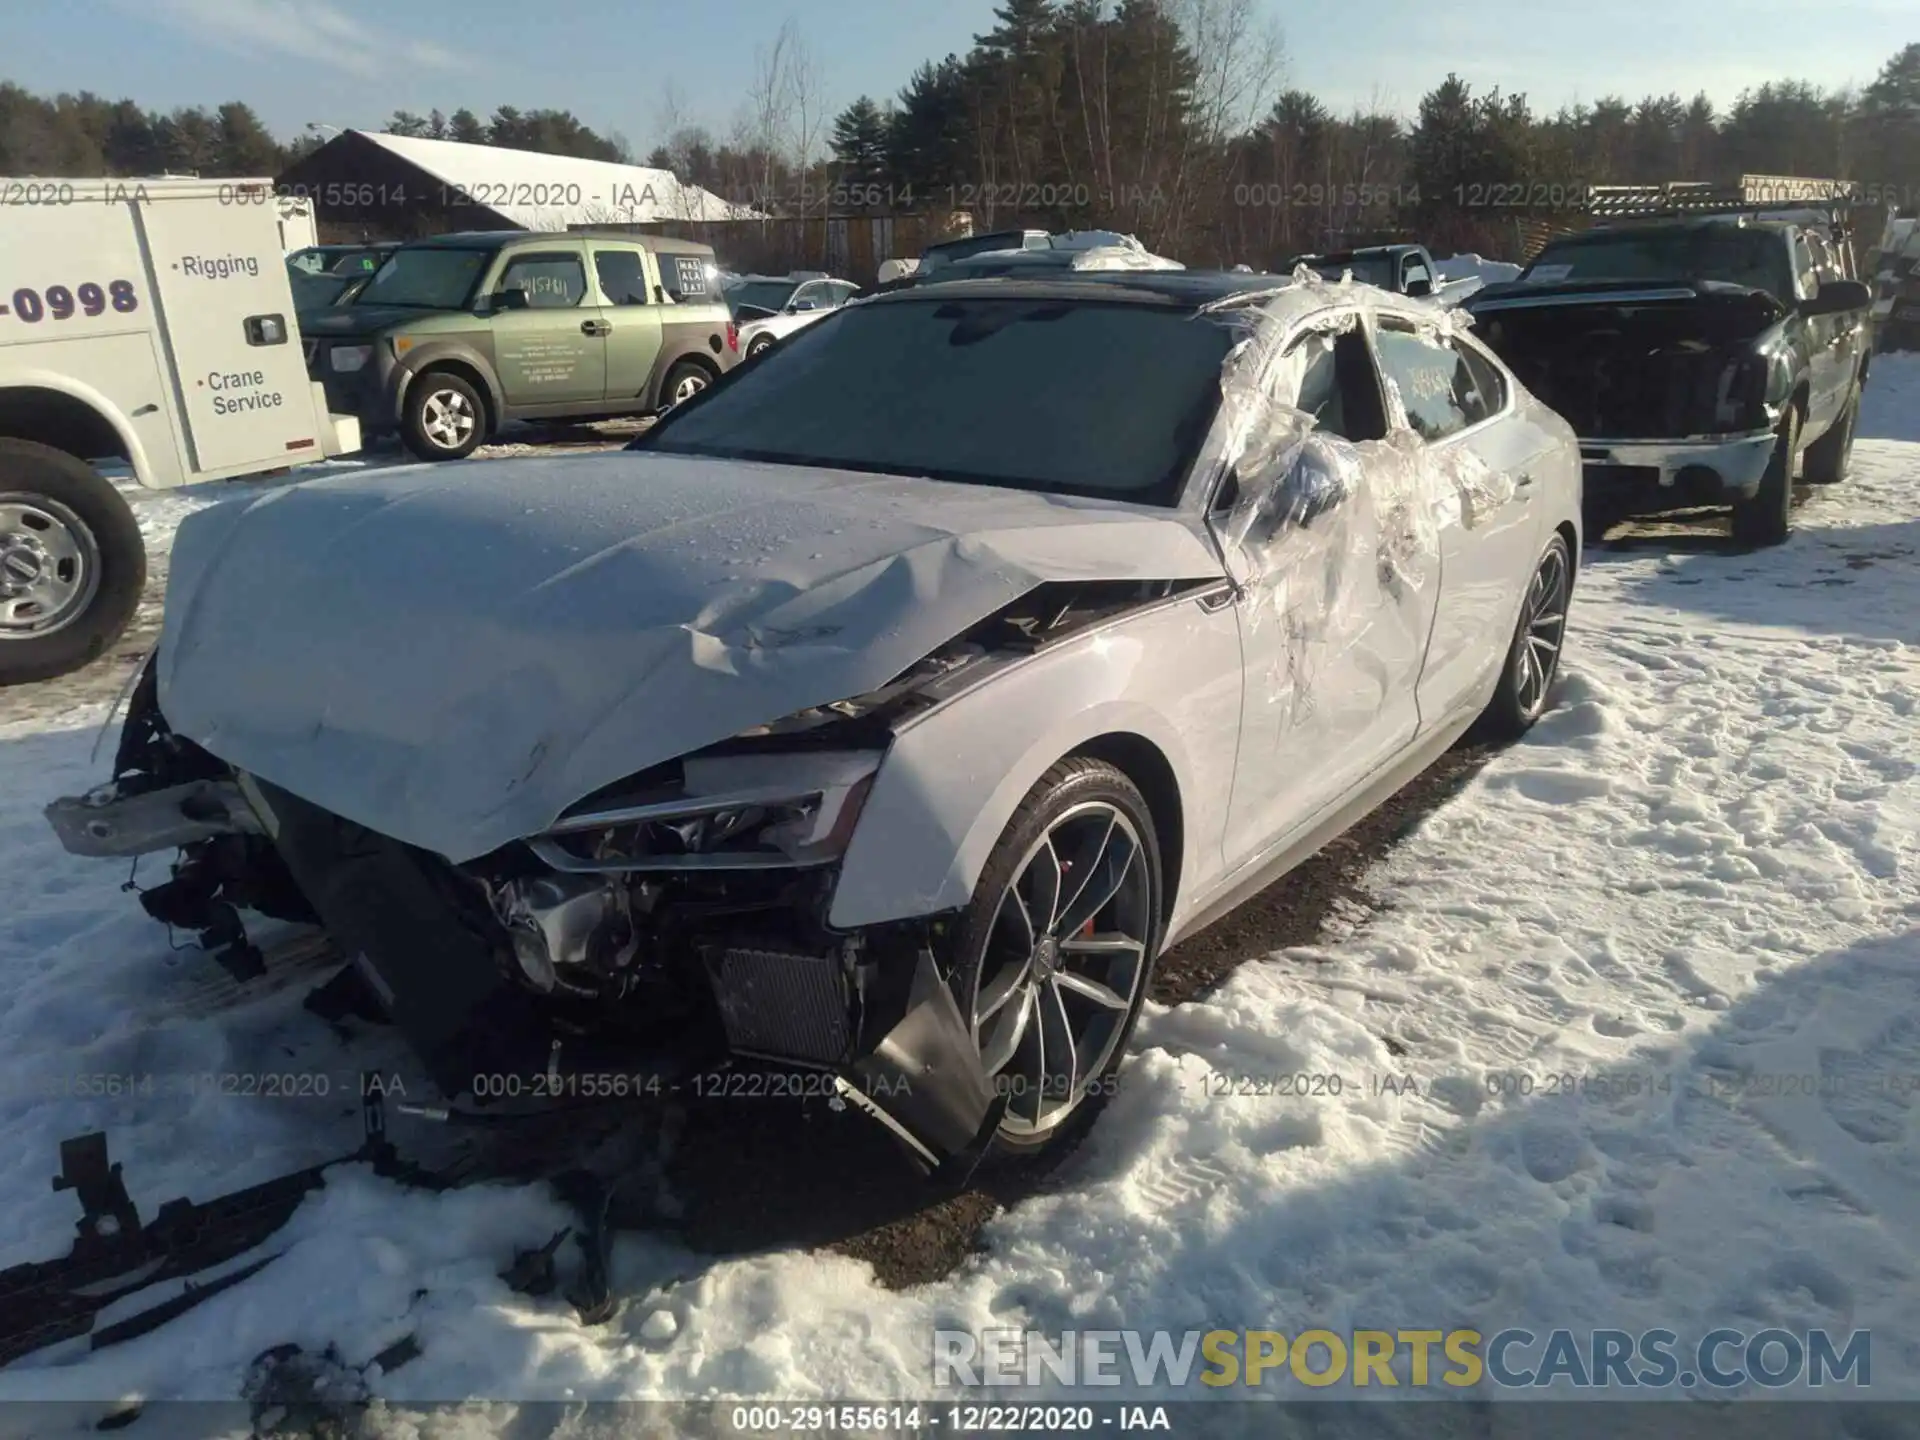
[{"x1": 251, "y1": 777, "x2": 1000, "y2": 1175}]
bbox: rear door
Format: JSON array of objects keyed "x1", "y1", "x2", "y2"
[
  {"x1": 485, "y1": 243, "x2": 606, "y2": 406},
  {"x1": 590, "y1": 245, "x2": 664, "y2": 403},
  {"x1": 1370, "y1": 314, "x2": 1543, "y2": 729},
  {"x1": 136, "y1": 189, "x2": 319, "y2": 471}
]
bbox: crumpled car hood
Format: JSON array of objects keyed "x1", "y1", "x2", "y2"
[{"x1": 157, "y1": 452, "x2": 1223, "y2": 862}]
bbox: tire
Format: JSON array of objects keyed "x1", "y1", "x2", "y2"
[
  {"x1": 1801, "y1": 382, "x2": 1859, "y2": 485},
  {"x1": 747, "y1": 335, "x2": 775, "y2": 360},
  {"x1": 0, "y1": 439, "x2": 146, "y2": 686},
  {"x1": 1729, "y1": 406, "x2": 1798, "y2": 548},
  {"x1": 943, "y1": 757, "x2": 1164, "y2": 1165},
  {"x1": 401, "y1": 370, "x2": 486, "y2": 461},
  {"x1": 1476, "y1": 532, "x2": 1572, "y2": 743},
  {"x1": 659, "y1": 359, "x2": 714, "y2": 410}
]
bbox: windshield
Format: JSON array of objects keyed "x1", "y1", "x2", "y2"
[
  {"x1": 641, "y1": 297, "x2": 1234, "y2": 505},
  {"x1": 728, "y1": 279, "x2": 800, "y2": 314},
  {"x1": 1300, "y1": 256, "x2": 1394, "y2": 287},
  {"x1": 1524, "y1": 228, "x2": 1795, "y2": 297},
  {"x1": 354, "y1": 246, "x2": 493, "y2": 309}
]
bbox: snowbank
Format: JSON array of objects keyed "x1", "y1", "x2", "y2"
[{"x1": 1434, "y1": 253, "x2": 1524, "y2": 286}]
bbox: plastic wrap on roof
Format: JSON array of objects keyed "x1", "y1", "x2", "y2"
[
  {"x1": 1068, "y1": 244, "x2": 1185, "y2": 272},
  {"x1": 1051, "y1": 229, "x2": 1148, "y2": 252}
]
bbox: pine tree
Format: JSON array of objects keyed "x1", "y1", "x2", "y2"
[
  {"x1": 830, "y1": 96, "x2": 890, "y2": 187},
  {"x1": 448, "y1": 108, "x2": 487, "y2": 145}
]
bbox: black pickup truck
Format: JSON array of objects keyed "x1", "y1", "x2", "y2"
[
  {"x1": 1285, "y1": 244, "x2": 1440, "y2": 296},
  {"x1": 1464, "y1": 208, "x2": 1874, "y2": 545}
]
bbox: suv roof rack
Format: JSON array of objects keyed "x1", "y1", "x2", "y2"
[{"x1": 1588, "y1": 176, "x2": 1866, "y2": 222}]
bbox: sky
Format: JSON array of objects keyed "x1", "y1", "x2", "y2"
[{"x1": 6, "y1": 0, "x2": 1913, "y2": 149}]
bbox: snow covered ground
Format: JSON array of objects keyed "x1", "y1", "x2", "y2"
[{"x1": 0, "y1": 363, "x2": 1915, "y2": 1424}]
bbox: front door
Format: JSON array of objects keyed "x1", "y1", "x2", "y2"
[
  {"x1": 590, "y1": 246, "x2": 665, "y2": 404},
  {"x1": 1217, "y1": 310, "x2": 1440, "y2": 873},
  {"x1": 1369, "y1": 315, "x2": 1545, "y2": 729},
  {"x1": 486, "y1": 245, "x2": 606, "y2": 406}
]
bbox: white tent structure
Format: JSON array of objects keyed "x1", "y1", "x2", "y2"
[{"x1": 288, "y1": 131, "x2": 758, "y2": 232}]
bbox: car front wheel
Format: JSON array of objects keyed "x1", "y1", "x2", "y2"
[
  {"x1": 945, "y1": 757, "x2": 1163, "y2": 1163},
  {"x1": 1730, "y1": 406, "x2": 1798, "y2": 547},
  {"x1": 0, "y1": 439, "x2": 146, "y2": 685},
  {"x1": 402, "y1": 372, "x2": 486, "y2": 461}
]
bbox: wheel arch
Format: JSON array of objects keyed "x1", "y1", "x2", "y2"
[
  {"x1": 829, "y1": 674, "x2": 1212, "y2": 934},
  {"x1": 647, "y1": 347, "x2": 721, "y2": 409},
  {"x1": 396, "y1": 354, "x2": 500, "y2": 435},
  {"x1": 0, "y1": 380, "x2": 154, "y2": 486}
]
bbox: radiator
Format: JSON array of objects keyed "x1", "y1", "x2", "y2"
[{"x1": 702, "y1": 945, "x2": 852, "y2": 1067}]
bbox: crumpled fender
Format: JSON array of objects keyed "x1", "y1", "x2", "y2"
[{"x1": 829, "y1": 590, "x2": 1241, "y2": 932}]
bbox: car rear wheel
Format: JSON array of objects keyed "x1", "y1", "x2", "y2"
[
  {"x1": 660, "y1": 359, "x2": 713, "y2": 410},
  {"x1": 946, "y1": 758, "x2": 1163, "y2": 1163},
  {"x1": 1729, "y1": 406, "x2": 1798, "y2": 548},
  {"x1": 402, "y1": 372, "x2": 486, "y2": 461},
  {"x1": 1476, "y1": 532, "x2": 1571, "y2": 742},
  {"x1": 0, "y1": 439, "x2": 146, "y2": 686},
  {"x1": 1801, "y1": 382, "x2": 1859, "y2": 484}
]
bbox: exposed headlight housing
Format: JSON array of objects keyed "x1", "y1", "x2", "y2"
[
  {"x1": 527, "y1": 750, "x2": 881, "y2": 873},
  {"x1": 329, "y1": 343, "x2": 374, "y2": 373}
]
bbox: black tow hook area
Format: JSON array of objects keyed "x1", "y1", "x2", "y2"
[{"x1": 840, "y1": 948, "x2": 1007, "y2": 1186}]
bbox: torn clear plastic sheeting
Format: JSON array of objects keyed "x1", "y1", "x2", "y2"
[{"x1": 1196, "y1": 298, "x2": 1443, "y2": 724}]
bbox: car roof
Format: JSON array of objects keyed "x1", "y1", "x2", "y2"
[
  {"x1": 395, "y1": 231, "x2": 526, "y2": 250},
  {"x1": 864, "y1": 270, "x2": 1420, "y2": 327},
  {"x1": 1296, "y1": 245, "x2": 1417, "y2": 262},
  {"x1": 1561, "y1": 218, "x2": 1796, "y2": 243}
]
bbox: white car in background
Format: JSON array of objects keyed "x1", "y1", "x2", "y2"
[
  {"x1": 47, "y1": 269, "x2": 1582, "y2": 1177},
  {"x1": 728, "y1": 273, "x2": 862, "y2": 358}
]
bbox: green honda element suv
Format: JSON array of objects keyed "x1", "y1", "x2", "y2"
[{"x1": 301, "y1": 230, "x2": 740, "y2": 460}]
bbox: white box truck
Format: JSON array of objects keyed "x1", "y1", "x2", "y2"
[{"x1": 0, "y1": 176, "x2": 361, "y2": 684}]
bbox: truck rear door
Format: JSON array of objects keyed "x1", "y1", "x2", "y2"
[{"x1": 135, "y1": 184, "x2": 321, "y2": 472}]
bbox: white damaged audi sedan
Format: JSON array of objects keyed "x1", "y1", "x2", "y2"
[{"x1": 48, "y1": 269, "x2": 1581, "y2": 1177}]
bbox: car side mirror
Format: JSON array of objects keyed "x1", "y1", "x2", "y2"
[
  {"x1": 1803, "y1": 279, "x2": 1869, "y2": 316},
  {"x1": 790, "y1": 298, "x2": 819, "y2": 313},
  {"x1": 492, "y1": 287, "x2": 531, "y2": 312},
  {"x1": 1405, "y1": 276, "x2": 1434, "y2": 298},
  {"x1": 1230, "y1": 431, "x2": 1356, "y2": 547}
]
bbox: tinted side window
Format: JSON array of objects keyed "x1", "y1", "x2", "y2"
[
  {"x1": 1456, "y1": 340, "x2": 1505, "y2": 419},
  {"x1": 1791, "y1": 233, "x2": 1818, "y2": 297},
  {"x1": 659, "y1": 253, "x2": 714, "y2": 302},
  {"x1": 498, "y1": 252, "x2": 586, "y2": 308},
  {"x1": 1374, "y1": 319, "x2": 1481, "y2": 441},
  {"x1": 594, "y1": 250, "x2": 649, "y2": 305}
]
